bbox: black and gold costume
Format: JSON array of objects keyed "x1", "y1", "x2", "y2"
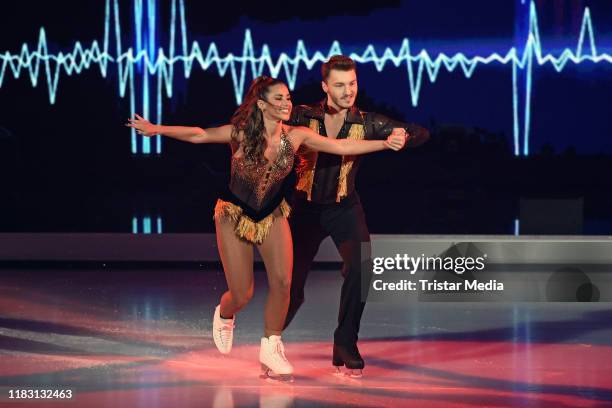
[
  {"x1": 214, "y1": 128, "x2": 295, "y2": 244},
  {"x1": 284, "y1": 100, "x2": 429, "y2": 357}
]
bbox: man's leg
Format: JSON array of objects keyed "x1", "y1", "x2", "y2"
[
  {"x1": 325, "y1": 199, "x2": 372, "y2": 373},
  {"x1": 283, "y1": 203, "x2": 326, "y2": 329}
]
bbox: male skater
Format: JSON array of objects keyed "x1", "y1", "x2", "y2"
[{"x1": 284, "y1": 55, "x2": 429, "y2": 376}]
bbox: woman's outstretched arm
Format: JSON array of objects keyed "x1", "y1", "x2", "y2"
[
  {"x1": 290, "y1": 126, "x2": 406, "y2": 155},
  {"x1": 126, "y1": 114, "x2": 233, "y2": 144}
]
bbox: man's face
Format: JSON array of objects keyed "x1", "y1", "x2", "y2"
[{"x1": 322, "y1": 69, "x2": 358, "y2": 110}]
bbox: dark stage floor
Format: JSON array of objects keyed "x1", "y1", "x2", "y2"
[{"x1": 1, "y1": 267, "x2": 611, "y2": 407}]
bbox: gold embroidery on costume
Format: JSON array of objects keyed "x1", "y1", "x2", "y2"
[
  {"x1": 216, "y1": 128, "x2": 295, "y2": 245},
  {"x1": 295, "y1": 119, "x2": 320, "y2": 200},
  {"x1": 231, "y1": 132, "x2": 295, "y2": 208},
  {"x1": 336, "y1": 123, "x2": 365, "y2": 202},
  {"x1": 295, "y1": 119, "x2": 366, "y2": 202}
]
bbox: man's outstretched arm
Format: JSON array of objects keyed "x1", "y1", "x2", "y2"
[{"x1": 366, "y1": 112, "x2": 430, "y2": 148}]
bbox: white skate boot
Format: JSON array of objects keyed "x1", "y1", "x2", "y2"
[
  {"x1": 212, "y1": 305, "x2": 235, "y2": 355},
  {"x1": 259, "y1": 335, "x2": 294, "y2": 382}
]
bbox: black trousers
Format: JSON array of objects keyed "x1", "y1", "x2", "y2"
[{"x1": 284, "y1": 192, "x2": 373, "y2": 346}]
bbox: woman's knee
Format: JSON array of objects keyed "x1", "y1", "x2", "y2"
[
  {"x1": 231, "y1": 286, "x2": 254, "y2": 308},
  {"x1": 269, "y1": 275, "x2": 291, "y2": 297}
]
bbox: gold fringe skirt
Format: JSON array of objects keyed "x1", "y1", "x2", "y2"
[{"x1": 213, "y1": 199, "x2": 291, "y2": 245}]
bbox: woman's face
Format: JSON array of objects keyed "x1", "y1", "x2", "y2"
[{"x1": 260, "y1": 83, "x2": 292, "y2": 121}]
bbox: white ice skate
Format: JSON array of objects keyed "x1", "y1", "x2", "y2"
[
  {"x1": 212, "y1": 304, "x2": 235, "y2": 355},
  {"x1": 259, "y1": 335, "x2": 294, "y2": 382}
]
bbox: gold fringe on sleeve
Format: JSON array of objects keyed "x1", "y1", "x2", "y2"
[
  {"x1": 295, "y1": 119, "x2": 320, "y2": 201},
  {"x1": 213, "y1": 199, "x2": 291, "y2": 245},
  {"x1": 336, "y1": 123, "x2": 365, "y2": 202}
]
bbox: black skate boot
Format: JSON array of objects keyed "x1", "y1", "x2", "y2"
[{"x1": 332, "y1": 343, "x2": 364, "y2": 378}]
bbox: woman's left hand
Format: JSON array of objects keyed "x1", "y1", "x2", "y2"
[{"x1": 125, "y1": 114, "x2": 159, "y2": 136}]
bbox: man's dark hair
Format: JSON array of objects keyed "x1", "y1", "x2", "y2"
[{"x1": 321, "y1": 55, "x2": 357, "y2": 82}]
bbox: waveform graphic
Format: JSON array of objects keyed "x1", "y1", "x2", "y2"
[{"x1": 0, "y1": 0, "x2": 610, "y2": 155}]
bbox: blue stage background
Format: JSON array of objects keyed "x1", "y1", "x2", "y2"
[{"x1": 1, "y1": 0, "x2": 611, "y2": 234}]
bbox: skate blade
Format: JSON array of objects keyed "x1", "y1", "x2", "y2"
[
  {"x1": 260, "y1": 365, "x2": 294, "y2": 383},
  {"x1": 213, "y1": 346, "x2": 231, "y2": 355},
  {"x1": 334, "y1": 366, "x2": 363, "y2": 378}
]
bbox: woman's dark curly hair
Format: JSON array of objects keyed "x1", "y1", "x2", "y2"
[{"x1": 230, "y1": 75, "x2": 286, "y2": 163}]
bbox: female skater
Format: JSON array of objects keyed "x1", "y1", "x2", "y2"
[{"x1": 126, "y1": 76, "x2": 406, "y2": 379}]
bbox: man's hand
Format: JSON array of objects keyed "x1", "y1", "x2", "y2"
[
  {"x1": 384, "y1": 128, "x2": 407, "y2": 151},
  {"x1": 125, "y1": 114, "x2": 159, "y2": 137}
]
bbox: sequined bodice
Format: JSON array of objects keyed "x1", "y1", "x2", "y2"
[{"x1": 229, "y1": 129, "x2": 295, "y2": 212}]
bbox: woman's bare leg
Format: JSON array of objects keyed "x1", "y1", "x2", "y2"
[
  {"x1": 257, "y1": 215, "x2": 293, "y2": 337},
  {"x1": 215, "y1": 217, "x2": 254, "y2": 318}
]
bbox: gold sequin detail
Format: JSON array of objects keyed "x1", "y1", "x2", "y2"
[{"x1": 229, "y1": 129, "x2": 295, "y2": 209}]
